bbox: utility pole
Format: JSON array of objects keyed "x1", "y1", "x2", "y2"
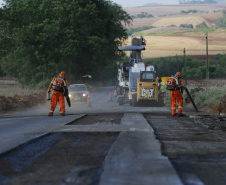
[
  {"x1": 206, "y1": 32, "x2": 209, "y2": 88},
  {"x1": 168, "y1": 55, "x2": 171, "y2": 76},
  {"x1": 183, "y1": 48, "x2": 187, "y2": 85},
  {"x1": 176, "y1": 54, "x2": 179, "y2": 71}
]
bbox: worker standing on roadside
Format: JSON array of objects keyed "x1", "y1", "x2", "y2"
[
  {"x1": 48, "y1": 71, "x2": 68, "y2": 116},
  {"x1": 170, "y1": 72, "x2": 185, "y2": 117},
  {"x1": 158, "y1": 78, "x2": 166, "y2": 106}
]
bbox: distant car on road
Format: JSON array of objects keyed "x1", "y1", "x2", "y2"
[{"x1": 68, "y1": 84, "x2": 88, "y2": 102}]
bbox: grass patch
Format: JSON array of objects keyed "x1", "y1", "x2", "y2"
[
  {"x1": 0, "y1": 78, "x2": 40, "y2": 97},
  {"x1": 194, "y1": 86, "x2": 226, "y2": 108}
]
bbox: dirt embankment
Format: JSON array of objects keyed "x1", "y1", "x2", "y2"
[
  {"x1": 0, "y1": 77, "x2": 47, "y2": 113},
  {"x1": 0, "y1": 91, "x2": 46, "y2": 113}
]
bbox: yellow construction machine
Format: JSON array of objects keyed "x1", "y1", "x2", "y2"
[{"x1": 131, "y1": 69, "x2": 163, "y2": 107}]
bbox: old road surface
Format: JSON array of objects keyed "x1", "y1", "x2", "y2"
[{"x1": 0, "y1": 86, "x2": 226, "y2": 185}]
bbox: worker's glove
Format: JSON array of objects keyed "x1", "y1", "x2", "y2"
[{"x1": 47, "y1": 89, "x2": 51, "y2": 93}]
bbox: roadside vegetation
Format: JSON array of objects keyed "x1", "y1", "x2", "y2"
[{"x1": 194, "y1": 86, "x2": 226, "y2": 109}]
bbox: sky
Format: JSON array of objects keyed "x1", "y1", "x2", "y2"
[{"x1": 110, "y1": 0, "x2": 179, "y2": 7}]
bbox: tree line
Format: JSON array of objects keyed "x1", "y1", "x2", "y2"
[
  {"x1": 143, "y1": 54, "x2": 226, "y2": 79},
  {"x1": 131, "y1": 12, "x2": 154, "y2": 19},
  {"x1": 0, "y1": 0, "x2": 131, "y2": 88}
]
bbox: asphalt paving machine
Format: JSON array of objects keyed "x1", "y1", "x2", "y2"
[
  {"x1": 117, "y1": 36, "x2": 163, "y2": 107},
  {"x1": 116, "y1": 36, "x2": 146, "y2": 96}
]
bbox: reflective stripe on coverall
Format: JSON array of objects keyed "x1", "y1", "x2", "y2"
[{"x1": 170, "y1": 78, "x2": 183, "y2": 115}]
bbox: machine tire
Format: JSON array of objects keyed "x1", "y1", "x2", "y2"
[
  {"x1": 132, "y1": 93, "x2": 137, "y2": 107},
  {"x1": 119, "y1": 87, "x2": 124, "y2": 95},
  {"x1": 118, "y1": 96, "x2": 123, "y2": 106}
]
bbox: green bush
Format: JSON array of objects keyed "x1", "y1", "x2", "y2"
[
  {"x1": 196, "y1": 21, "x2": 208, "y2": 28},
  {"x1": 180, "y1": 24, "x2": 194, "y2": 29},
  {"x1": 134, "y1": 12, "x2": 154, "y2": 19}
]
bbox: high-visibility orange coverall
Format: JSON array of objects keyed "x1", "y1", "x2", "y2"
[
  {"x1": 48, "y1": 77, "x2": 68, "y2": 115},
  {"x1": 170, "y1": 78, "x2": 184, "y2": 115}
]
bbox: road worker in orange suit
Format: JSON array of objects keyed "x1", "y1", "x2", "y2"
[
  {"x1": 48, "y1": 71, "x2": 68, "y2": 116},
  {"x1": 170, "y1": 72, "x2": 185, "y2": 117}
]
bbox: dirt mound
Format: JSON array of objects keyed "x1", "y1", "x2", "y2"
[
  {"x1": 0, "y1": 90, "x2": 46, "y2": 112},
  {"x1": 212, "y1": 94, "x2": 226, "y2": 115}
]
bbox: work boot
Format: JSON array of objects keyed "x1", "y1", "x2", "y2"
[
  {"x1": 178, "y1": 113, "x2": 186, "y2": 117},
  {"x1": 172, "y1": 113, "x2": 177, "y2": 117},
  {"x1": 61, "y1": 113, "x2": 65, "y2": 116},
  {"x1": 48, "y1": 112, "x2": 53, "y2": 116}
]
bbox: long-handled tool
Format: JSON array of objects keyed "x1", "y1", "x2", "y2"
[
  {"x1": 178, "y1": 85, "x2": 199, "y2": 112},
  {"x1": 64, "y1": 89, "x2": 71, "y2": 107}
]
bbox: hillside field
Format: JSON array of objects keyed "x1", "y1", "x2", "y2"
[
  {"x1": 123, "y1": 4, "x2": 226, "y2": 58},
  {"x1": 128, "y1": 12, "x2": 222, "y2": 29},
  {"x1": 124, "y1": 4, "x2": 226, "y2": 17},
  {"x1": 123, "y1": 32, "x2": 226, "y2": 58}
]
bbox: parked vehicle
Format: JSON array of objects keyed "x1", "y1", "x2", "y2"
[{"x1": 68, "y1": 84, "x2": 88, "y2": 102}]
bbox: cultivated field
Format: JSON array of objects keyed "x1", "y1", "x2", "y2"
[
  {"x1": 124, "y1": 4, "x2": 226, "y2": 17},
  {"x1": 123, "y1": 32, "x2": 226, "y2": 58},
  {"x1": 122, "y1": 4, "x2": 226, "y2": 58},
  {"x1": 128, "y1": 12, "x2": 222, "y2": 29}
]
